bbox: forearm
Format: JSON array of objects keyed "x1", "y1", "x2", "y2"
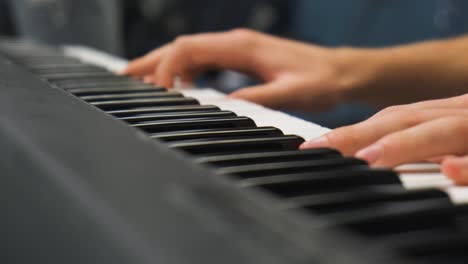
[{"x1": 339, "y1": 36, "x2": 468, "y2": 108}]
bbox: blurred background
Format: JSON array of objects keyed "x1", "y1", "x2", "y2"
[{"x1": 1, "y1": 0, "x2": 468, "y2": 128}]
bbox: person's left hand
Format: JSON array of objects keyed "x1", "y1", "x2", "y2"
[{"x1": 300, "y1": 94, "x2": 468, "y2": 185}]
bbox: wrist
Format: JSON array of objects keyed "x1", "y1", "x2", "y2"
[{"x1": 331, "y1": 47, "x2": 381, "y2": 104}]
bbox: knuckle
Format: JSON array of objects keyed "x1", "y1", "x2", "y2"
[
  {"x1": 229, "y1": 28, "x2": 259, "y2": 47},
  {"x1": 171, "y1": 35, "x2": 195, "y2": 63},
  {"x1": 383, "y1": 105, "x2": 403, "y2": 113},
  {"x1": 398, "y1": 110, "x2": 424, "y2": 127},
  {"x1": 381, "y1": 105, "x2": 405, "y2": 114},
  {"x1": 173, "y1": 35, "x2": 193, "y2": 51},
  {"x1": 374, "y1": 109, "x2": 419, "y2": 128},
  {"x1": 174, "y1": 35, "x2": 190, "y2": 44},
  {"x1": 372, "y1": 105, "x2": 405, "y2": 118},
  {"x1": 229, "y1": 28, "x2": 256, "y2": 38}
]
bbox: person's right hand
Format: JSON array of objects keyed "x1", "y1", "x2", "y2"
[
  {"x1": 123, "y1": 29, "x2": 363, "y2": 111},
  {"x1": 300, "y1": 94, "x2": 468, "y2": 185}
]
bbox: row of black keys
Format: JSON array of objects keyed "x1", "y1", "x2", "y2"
[{"x1": 8, "y1": 52, "x2": 468, "y2": 262}]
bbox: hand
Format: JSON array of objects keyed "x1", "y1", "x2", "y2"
[
  {"x1": 300, "y1": 94, "x2": 468, "y2": 185},
  {"x1": 123, "y1": 29, "x2": 363, "y2": 111}
]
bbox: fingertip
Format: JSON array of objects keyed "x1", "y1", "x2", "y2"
[
  {"x1": 157, "y1": 75, "x2": 174, "y2": 88},
  {"x1": 122, "y1": 63, "x2": 138, "y2": 76},
  {"x1": 153, "y1": 71, "x2": 168, "y2": 87},
  {"x1": 143, "y1": 75, "x2": 153, "y2": 83},
  {"x1": 227, "y1": 91, "x2": 244, "y2": 99},
  {"x1": 356, "y1": 144, "x2": 383, "y2": 165},
  {"x1": 228, "y1": 87, "x2": 264, "y2": 103},
  {"x1": 442, "y1": 157, "x2": 468, "y2": 185},
  {"x1": 300, "y1": 136, "x2": 330, "y2": 150},
  {"x1": 125, "y1": 55, "x2": 159, "y2": 76},
  {"x1": 118, "y1": 68, "x2": 128, "y2": 75}
]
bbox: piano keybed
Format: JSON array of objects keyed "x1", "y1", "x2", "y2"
[{"x1": 2, "y1": 41, "x2": 468, "y2": 263}]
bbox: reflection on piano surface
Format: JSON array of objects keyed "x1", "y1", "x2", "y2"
[{"x1": 2, "y1": 40, "x2": 468, "y2": 264}]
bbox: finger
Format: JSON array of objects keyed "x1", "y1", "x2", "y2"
[
  {"x1": 354, "y1": 117, "x2": 468, "y2": 167},
  {"x1": 442, "y1": 156, "x2": 468, "y2": 185},
  {"x1": 378, "y1": 94, "x2": 468, "y2": 115},
  {"x1": 154, "y1": 30, "x2": 265, "y2": 88},
  {"x1": 410, "y1": 94, "x2": 468, "y2": 109},
  {"x1": 426, "y1": 155, "x2": 455, "y2": 163},
  {"x1": 301, "y1": 114, "x2": 407, "y2": 154},
  {"x1": 228, "y1": 81, "x2": 298, "y2": 109},
  {"x1": 300, "y1": 108, "x2": 468, "y2": 155},
  {"x1": 143, "y1": 75, "x2": 154, "y2": 84},
  {"x1": 155, "y1": 55, "x2": 200, "y2": 88},
  {"x1": 123, "y1": 44, "x2": 170, "y2": 76}
]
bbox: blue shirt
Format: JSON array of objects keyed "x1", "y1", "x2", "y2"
[{"x1": 293, "y1": 0, "x2": 468, "y2": 47}]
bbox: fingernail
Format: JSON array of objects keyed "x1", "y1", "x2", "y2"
[
  {"x1": 300, "y1": 136, "x2": 330, "y2": 149},
  {"x1": 356, "y1": 144, "x2": 383, "y2": 164},
  {"x1": 442, "y1": 162, "x2": 461, "y2": 181},
  {"x1": 143, "y1": 76, "x2": 152, "y2": 83}
]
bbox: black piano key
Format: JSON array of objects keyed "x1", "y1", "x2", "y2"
[
  {"x1": 132, "y1": 116, "x2": 256, "y2": 133},
  {"x1": 25, "y1": 62, "x2": 87, "y2": 69},
  {"x1": 385, "y1": 230, "x2": 468, "y2": 261},
  {"x1": 54, "y1": 80, "x2": 155, "y2": 90},
  {"x1": 152, "y1": 127, "x2": 283, "y2": 142},
  {"x1": 66, "y1": 82, "x2": 158, "y2": 91},
  {"x1": 51, "y1": 75, "x2": 132, "y2": 85},
  {"x1": 32, "y1": 65, "x2": 109, "y2": 74},
  {"x1": 120, "y1": 111, "x2": 236, "y2": 124},
  {"x1": 91, "y1": 97, "x2": 199, "y2": 111},
  {"x1": 283, "y1": 187, "x2": 447, "y2": 213},
  {"x1": 18, "y1": 59, "x2": 81, "y2": 66},
  {"x1": 68, "y1": 87, "x2": 167, "y2": 96},
  {"x1": 40, "y1": 71, "x2": 118, "y2": 80},
  {"x1": 15, "y1": 58, "x2": 79, "y2": 64},
  {"x1": 195, "y1": 148, "x2": 342, "y2": 167},
  {"x1": 107, "y1": 105, "x2": 220, "y2": 117},
  {"x1": 14, "y1": 55, "x2": 79, "y2": 62},
  {"x1": 238, "y1": 167, "x2": 400, "y2": 197},
  {"x1": 54, "y1": 79, "x2": 144, "y2": 89},
  {"x1": 29, "y1": 64, "x2": 107, "y2": 72},
  {"x1": 12, "y1": 55, "x2": 76, "y2": 61},
  {"x1": 328, "y1": 200, "x2": 468, "y2": 236},
  {"x1": 170, "y1": 135, "x2": 304, "y2": 155},
  {"x1": 220, "y1": 157, "x2": 366, "y2": 179},
  {"x1": 80, "y1": 91, "x2": 183, "y2": 102}
]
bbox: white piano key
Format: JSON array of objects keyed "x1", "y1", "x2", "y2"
[
  {"x1": 63, "y1": 45, "x2": 468, "y2": 204},
  {"x1": 445, "y1": 187, "x2": 468, "y2": 204},
  {"x1": 399, "y1": 172, "x2": 453, "y2": 190},
  {"x1": 396, "y1": 163, "x2": 442, "y2": 173},
  {"x1": 63, "y1": 46, "x2": 127, "y2": 73}
]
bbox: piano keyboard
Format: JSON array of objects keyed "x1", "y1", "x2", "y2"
[
  {"x1": 64, "y1": 45, "x2": 468, "y2": 204},
  {"x1": 2, "y1": 40, "x2": 468, "y2": 263}
]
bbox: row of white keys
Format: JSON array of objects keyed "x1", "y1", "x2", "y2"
[
  {"x1": 179, "y1": 88, "x2": 331, "y2": 141},
  {"x1": 64, "y1": 45, "x2": 468, "y2": 205},
  {"x1": 64, "y1": 46, "x2": 330, "y2": 140}
]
